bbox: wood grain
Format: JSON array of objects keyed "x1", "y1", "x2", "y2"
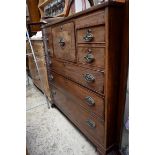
[
  {"x1": 27, "y1": 0, "x2": 41, "y2": 32},
  {"x1": 75, "y1": 10, "x2": 105, "y2": 29},
  {"x1": 42, "y1": 1, "x2": 127, "y2": 154},
  {"x1": 52, "y1": 85, "x2": 105, "y2": 147},
  {"x1": 77, "y1": 25, "x2": 105, "y2": 44},
  {"x1": 50, "y1": 72, "x2": 105, "y2": 118},
  {"x1": 52, "y1": 22, "x2": 76, "y2": 62},
  {"x1": 77, "y1": 46, "x2": 105, "y2": 69},
  {"x1": 51, "y1": 59, "x2": 104, "y2": 94}
]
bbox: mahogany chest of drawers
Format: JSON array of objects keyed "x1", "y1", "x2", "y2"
[{"x1": 42, "y1": 1, "x2": 126, "y2": 155}]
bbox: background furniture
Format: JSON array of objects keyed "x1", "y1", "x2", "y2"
[
  {"x1": 26, "y1": 39, "x2": 51, "y2": 101},
  {"x1": 42, "y1": 1, "x2": 127, "y2": 154}
]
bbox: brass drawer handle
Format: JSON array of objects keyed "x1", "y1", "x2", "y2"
[
  {"x1": 83, "y1": 29, "x2": 94, "y2": 42},
  {"x1": 85, "y1": 96, "x2": 95, "y2": 106},
  {"x1": 59, "y1": 38, "x2": 65, "y2": 47},
  {"x1": 84, "y1": 49, "x2": 94, "y2": 63},
  {"x1": 86, "y1": 119, "x2": 96, "y2": 129},
  {"x1": 84, "y1": 73, "x2": 95, "y2": 82}
]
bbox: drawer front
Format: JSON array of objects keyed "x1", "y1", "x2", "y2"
[
  {"x1": 51, "y1": 60, "x2": 104, "y2": 94},
  {"x1": 77, "y1": 25, "x2": 105, "y2": 44},
  {"x1": 52, "y1": 22, "x2": 76, "y2": 62},
  {"x1": 51, "y1": 72, "x2": 104, "y2": 118},
  {"x1": 52, "y1": 85, "x2": 105, "y2": 146},
  {"x1": 77, "y1": 46, "x2": 105, "y2": 68}
]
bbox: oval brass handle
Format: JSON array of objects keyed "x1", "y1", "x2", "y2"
[
  {"x1": 86, "y1": 119, "x2": 96, "y2": 129},
  {"x1": 85, "y1": 96, "x2": 95, "y2": 106},
  {"x1": 83, "y1": 29, "x2": 94, "y2": 42},
  {"x1": 84, "y1": 73, "x2": 95, "y2": 82},
  {"x1": 84, "y1": 53, "x2": 94, "y2": 63},
  {"x1": 59, "y1": 38, "x2": 65, "y2": 47}
]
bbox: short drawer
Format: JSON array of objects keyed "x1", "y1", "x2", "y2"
[
  {"x1": 51, "y1": 72, "x2": 104, "y2": 118},
  {"x1": 52, "y1": 22, "x2": 76, "y2": 62},
  {"x1": 77, "y1": 25, "x2": 105, "y2": 44},
  {"x1": 52, "y1": 85, "x2": 105, "y2": 146},
  {"x1": 51, "y1": 60, "x2": 104, "y2": 94},
  {"x1": 77, "y1": 46, "x2": 105, "y2": 68}
]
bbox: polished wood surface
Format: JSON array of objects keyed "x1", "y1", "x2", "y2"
[
  {"x1": 50, "y1": 72, "x2": 104, "y2": 118},
  {"x1": 77, "y1": 25, "x2": 105, "y2": 44},
  {"x1": 116, "y1": 0, "x2": 129, "y2": 148},
  {"x1": 52, "y1": 22, "x2": 76, "y2": 62},
  {"x1": 50, "y1": 59, "x2": 104, "y2": 94},
  {"x1": 77, "y1": 46, "x2": 105, "y2": 69},
  {"x1": 104, "y1": 6, "x2": 124, "y2": 149},
  {"x1": 52, "y1": 85, "x2": 105, "y2": 147},
  {"x1": 42, "y1": 1, "x2": 127, "y2": 154}
]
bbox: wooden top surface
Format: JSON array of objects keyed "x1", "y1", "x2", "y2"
[{"x1": 42, "y1": 1, "x2": 124, "y2": 29}]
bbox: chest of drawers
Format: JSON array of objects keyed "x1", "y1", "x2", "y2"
[{"x1": 42, "y1": 1, "x2": 126, "y2": 155}]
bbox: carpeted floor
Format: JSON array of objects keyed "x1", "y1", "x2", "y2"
[{"x1": 26, "y1": 78, "x2": 99, "y2": 155}]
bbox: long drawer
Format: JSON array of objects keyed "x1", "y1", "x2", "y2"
[
  {"x1": 51, "y1": 59, "x2": 104, "y2": 94},
  {"x1": 52, "y1": 84, "x2": 105, "y2": 147},
  {"x1": 50, "y1": 72, "x2": 104, "y2": 118}
]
